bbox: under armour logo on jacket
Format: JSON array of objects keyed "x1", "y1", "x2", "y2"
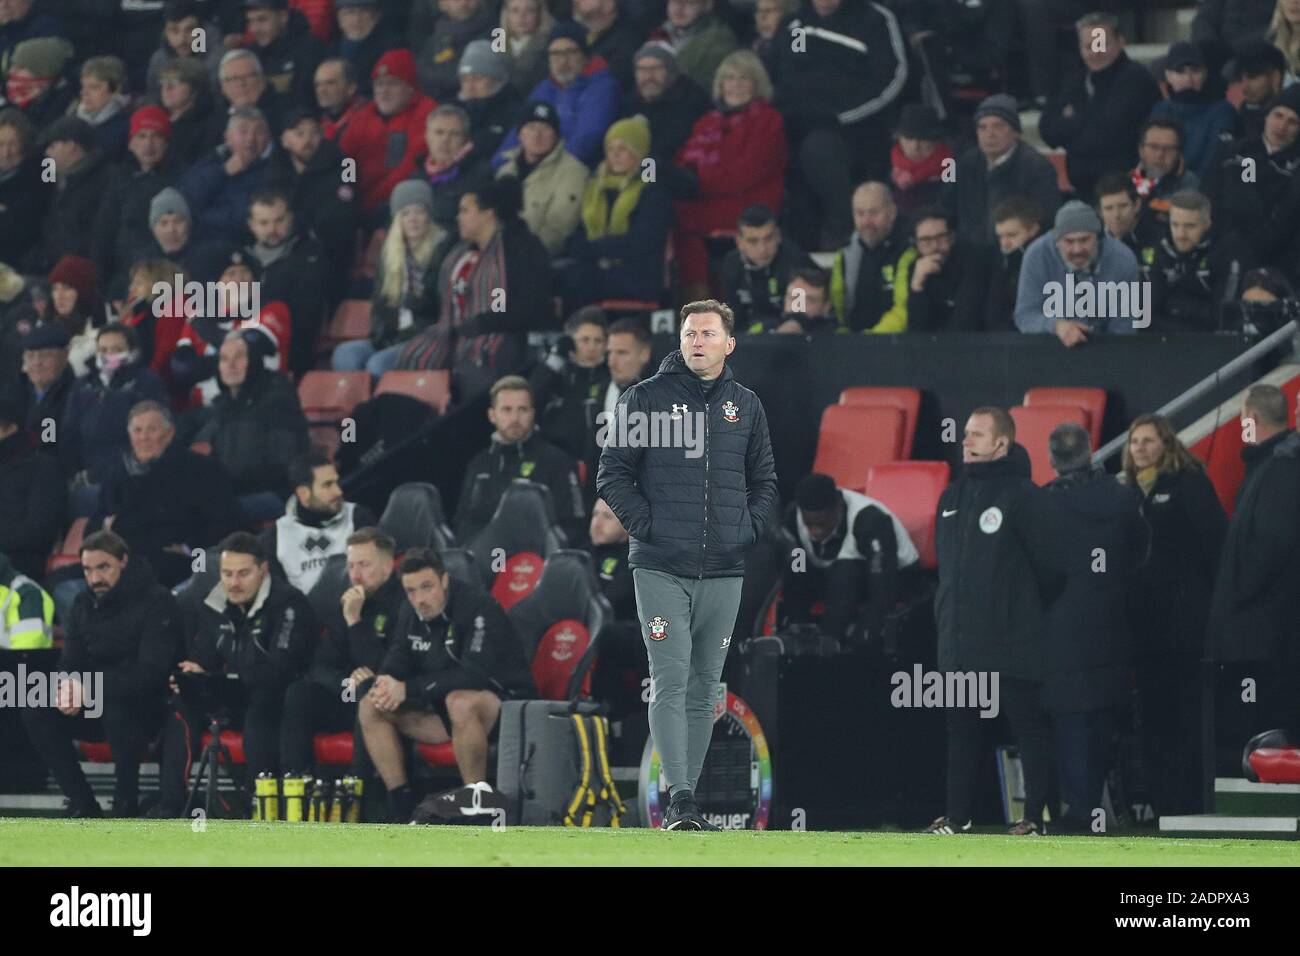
[{"x1": 304, "y1": 535, "x2": 331, "y2": 552}]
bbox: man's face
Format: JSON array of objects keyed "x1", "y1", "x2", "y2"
[
  {"x1": 736, "y1": 220, "x2": 780, "y2": 268},
  {"x1": 575, "y1": 0, "x2": 611, "y2": 21},
  {"x1": 852, "y1": 186, "x2": 896, "y2": 247},
  {"x1": 160, "y1": 75, "x2": 195, "y2": 113},
  {"x1": 337, "y1": 6, "x2": 379, "y2": 41},
  {"x1": 314, "y1": 61, "x2": 351, "y2": 111},
  {"x1": 153, "y1": 212, "x2": 190, "y2": 253},
  {"x1": 0, "y1": 0, "x2": 34, "y2": 26},
  {"x1": 45, "y1": 140, "x2": 85, "y2": 174},
  {"x1": 128, "y1": 410, "x2": 174, "y2": 462},
  {"x1": 225, "y1": 117, "x2": 268, "y2": 160},
  {"x1": 1098, "y1": 191, "x2": 1138, "y2": 238},
  {"x1": 589, "y1": 498, "x2": 628, "y2": 545},
  {"x1": 606, "y1": 331, "x2": 648, "y2": 387},
  {"x1": 755, "y1": 0, "x2": 783, "y2": 38},
  {"x1": 456, "y1": 193, "x2": 491, "y2": 243},
  {"x1": 165, "y1": 15, "x2": 199, "y2": 55},
  {"x1": 519, "y1": 120, "x2": 558, "y2": 163},
  {"x1": 96, "y1": 331, "x2": 131, "y2": 364},
  {"x1": 994, "y1": 216, "x2": 1038, "y2": 254},
  {"x1": 1242, "y1": 69, "x2": 1282, "y2": 106},
  {"x1": 459, "y1": 72, "x2": 497, "y2": 100},
  {"x1": 1169, "y1": 205, "x2": 1210, "y2": 253},
  {"x1": 373, "y1": 75, "x2": 413, "y2": 116},
  {"x1": 218, "y1": 336, "x2": 250, "y2": 389},
  {"x1": 1056, "y1": 230, "x2": 1099, "y2": 271},
  {"x1": 220, "y1": 59, "x2": 265, "y2": 107},
  {"x1": 80, "y1": 74, "x2": 113, "y2": 113},
  {"x1": 1139, "y1": 126, "x2": 1180, "y2": 178},
  {"x1": 1265, "y1": 105, "x2": 1300, "y2": 151},
  {"x1": 220, "y1": 551, "x2": 268, "y2": 606},
  {"x1": 667, "y1": 0, "x2": 708, "y2": 28},
  {"x1": 441, "y1": 0, "x2": 480, "y2": 20},
  {"x1": 1165, "y1": 64, "x2": 1205, "y2": 94},
  {"x1": 426, "y1": 112, "x2": 468, "y2": 164},
  {"x1": 129, "y1": 128, "x2": 167, "y2": 170},
  {"x1": 0, "y1": 124, "x2": 22, "y2": 172},
  {"x1": 23, "y1": 347, "x2": 67, "y2": 390},
  {"x1": 5, "y1": 68, "x2": 52, "y2": 108},
  {"x1": 301, "y1": 464, "x2": 345, "y2": 513},
  {"x1": 82, "y1": 549, "x2": 126, "y2": 596},
  {"x1": 784, "y1": 279, "x2": 827, "y2": 317},
  {"x1": 898, "y1": 134, "x2": 936, "y2": 162},
  {"x1": 488, "y1": 387, "x2": 535, "y2": 442},
  {"x1": 634, "y1": 57, "x2": 669, "y2": 101},
  {"x1": 962, "y1": 413, "x2": 1008, "y2": 463},
  {"x1": 810, "y1": 0, "x2": 840, "y2": 16},
  {"x1": 281, "y1": 119, "x2": 322, "y2": 164},
  {"x1": 248, "y1": 199, "x2": 292, "y2": 247},
  {"x1": 680, "y1": 311, "x2": 733, "y2": 379},
  {"x1": 800, "y1": 500, "x2": 843, "y2": 543},
  {"x1": 246, "y1": 7, "x2": 288, "y2": 47},
  {"x1": 914, "y1": 216, "x2": 953, "y2": 265},
  {"x1": 571, "y1": 322, "x2": 607, "y2": 366},
  {"x1": 976, "y1": 115, "x2": 1016, "y2": 161},
  {"x1": 346, "y1": 541, "x2": 392, "y2": 593},
  {"x1": 1078, "y1": 25, "x2": 1122, "y2": 73},
  {"x1": 548, "y1": 39, "x2": 585, "y2": 87},
  {"x1": 402, "y1": 567, "x2": 450, "y2": 620}
]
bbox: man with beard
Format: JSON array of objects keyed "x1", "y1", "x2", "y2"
[{"x1": 904, "y1": 207, "x2": 996, "y2": 332}]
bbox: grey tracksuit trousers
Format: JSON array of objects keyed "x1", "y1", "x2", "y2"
[{"x1": 633, "y1": 568, "x2": 744, "y2": 794}]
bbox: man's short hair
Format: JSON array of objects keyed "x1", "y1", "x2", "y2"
[
  {"x1": 428, "y1": 102, "x2": 470, "y2": 133},
  {"x1": 789, "y1": 266, "x2": 830, "y2": 295},
  {"x1": 1169, "y1": 189, "x2": 1211, "y2": 218},
  {"x1": 228, "y1": 106, "x2": 268, "y2": 130},
  {"x1": 1245, "y1": 384, "x2": 1289, "y2": 429},
  {"x1": 1140, "y1": 115, "x2": 1185, "y2": 150},
  {"x1": 398, "y1": 546, "x2": 446, "y2": 577},
  {"x1": 80, "y1": 529, "x2": 129, "y2": 559},
  {"x1": 250, "y1": 188, "x2": 291, "y2": 211},
  {"x1": 992, "y1": 196, "x2": 1043, "y2": 229},
  {"x1": 680, "y1": 299, "x2": 735, "y2": 336},
  {"x1": 288, "y1": 449, "x2": 332, "y2": 491},
  {"x1": 608, "y1": 316, "x2": 651, "y2": 348},
  {"x1": 795, "y1": 473, "x2": 840, "y2": 513},
  {"x1": 910, "y1": 205, "x2": 954, "y2": 235},
  {"x1": 564, "y1": 305, "x2": 608, "y2": 335},
  {"x1": 1094, "y1": 173, "x2": 1139, "y2": 204},
  {"x1": 970, "y1": 405, "x2": 1016, "y2": 442},
  {"x1": 489, "y1": 374, "x2": 532, "y2": 406},
  {"x1": 220, "y1": 48, "x2": 263, "y2": 79},
  {"x1": 1075, "y1": 11, "x2": 1120, "y2": 36},
  {"x1": 319, "y1": 57, "x2": 356, "y2": 88},
  {"x1": 81, "y1": 56, "x2": 127, "y2": 92},
  {"x1": 127, "y1": 399, "x2": 174, "y2": 428},
  {"x1": 737, "y1": 204, "x2": 777, "y2": 231},
  {"x1": 347, "y1": 527, "x2": 396, "y2": 555},
  {"x1": 218, "y1": 531, "x2": 268, "y2": 563},
  {"x1": 96, "y1": 322, "x2": 137, "y2": 349},
  {"x1": 1048, "y1": 422, "x2": 1092, "y2": 473}
]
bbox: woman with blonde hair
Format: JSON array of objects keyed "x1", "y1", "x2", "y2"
[
  {"x1": 501, "y1": 0, "x2": 556, "y2": 95},
  {"x1": 1120, "y1": 412, "x2": 1227, "y2": 817},
  {"x1": 1268, "y1": 0, "x2": 1300, "y2": 81}
]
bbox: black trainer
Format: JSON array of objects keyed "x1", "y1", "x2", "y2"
[{"x1": 661, "y1": 791, "x2": 702, "y2": 831}]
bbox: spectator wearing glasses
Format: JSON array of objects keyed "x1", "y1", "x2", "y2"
[{"x1": 902, "y1": 207, "x2": 996, "y2": 332}]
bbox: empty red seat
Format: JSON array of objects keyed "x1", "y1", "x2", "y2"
[
  {"x1": 374, "y1": 370, "x2": 451, "y2": 414},
  {"x1": 47, "y1": 517, "x2": 89, "y2": 574},
  {"x1": 839, "y1": 386, "x2": 922, "y2": 458},
  {"x1": 1009, "y1": 405, "x2": 1090, "y2": 486},
  {"x1": 198, "y1": 730, "x2": 247, "y2": 764},
  {"x1": 300, "y1": 371, "x2": 371, "y2": 421},
  {"x1": 1249, "y1": 747, "x2": 1300, "y2": 784},
  {"x1": 531, "y1": 618, "x2": 593, "y2": 700},
  {"x1": 860, "y1": 461, "x2": 951, "y2": 570},
  {"x1": 491, "y1": 551, "x2": 545, "y2": 610},
  {"x1": 812, "y1": 405, "x2": 906, "y2": 489},
  {"x1": 1023, "y1": 387, "x2": 1106, "y2": 449},
  {"x1": 319, "y1": 299, "x2": 372, "y2": 353}
]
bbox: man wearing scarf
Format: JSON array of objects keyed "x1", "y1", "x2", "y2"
[{"x1": 408, "y1": 102, "x2": 493, "y2": 234}]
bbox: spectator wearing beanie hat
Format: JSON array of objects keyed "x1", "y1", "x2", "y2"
[
  {"x1": 327, "y1": 0, "x2": 401, "y2": 97},
  {"x1": 618, "y1": 41, "x2": 710, "y2": 171},
  {"x1": 10, "y1": 320, "x2": 75, "y2": 441},
  {"x1": 562, "y1": 114, "x2": 671, "y2": 308},
  {"x1": 495, "y1": 99, "x2": 590, "y2": 254},
  {"x1": 458, "y1": 38, "x2": 524, "y2": 161},
  {"x1": 889, "y1": 103, "x2": 954, "y2": 222},
  {"x1": 415, "y1": 0, "x2": 495, "y2": 102},
  {"x1": 0, "y1": 0, "x2": 64, "y2": 73},
  {"x1": 92, "y1": 106, "x2": 181, "y2": 305},
  {"x1": 47, "y1": 254, "x2": 108, "y2": 377},
  {"x1": 28, "y1": 117, "x2": 111, "y2": 276},
  {"x1": 942, "y1": 93, "x2": 1060, "y2": 247},
  {"x1": 1013, "y1": 199, "x2": 1140, "y2": 344},
  {"x1": 5, "y1": 36, "x2": 76, "y2": 130},
  {"x1": 493, "y1": 22, "x2": 620, "y2": 167},
  {"x1": 339, "y1": 48, "x2": 437, "y2": 219}
]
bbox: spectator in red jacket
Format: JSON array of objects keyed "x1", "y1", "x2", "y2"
[
  {"x1": 339, "y1": 48, "x2": 437, "y2": 222},
  {"x1": 314, "y1": 58, "x2": 367, "y2": 141},
  {"x1": 671, "y1": 50, "x2": 787, "y2": 299}
]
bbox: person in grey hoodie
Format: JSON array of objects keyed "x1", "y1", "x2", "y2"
[{"x1": 1014, "y1": 200, "x2": 1140, "y2": 347}]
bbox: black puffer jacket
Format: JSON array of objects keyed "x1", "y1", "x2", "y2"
[
  {"x1": 309, "y1": 572, "x2": 406, "y2": 693},
  {"x1": 934, "y1": 444, "x2": 1063, "y2": 679},
  {"x1": 191, "y1": 573, "x2": 318, "y2": 691},
  {"x1": 596, "y1": 350, "x2": 779, "y2": 579}
]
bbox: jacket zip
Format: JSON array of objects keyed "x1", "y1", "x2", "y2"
[{"x1": 700, "y1": 385, "x2": 711, "y2": 579}]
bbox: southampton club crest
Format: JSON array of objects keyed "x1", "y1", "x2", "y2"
[
  {"x1": 647, "y1": 615, "x2": 669, "y2": 641},
  {"x1": 722, "y1": 400, "x2": 739, "y2": 423}
]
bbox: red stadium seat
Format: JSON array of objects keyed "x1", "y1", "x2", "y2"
[
  {"x1": 374, "y1": 370, "x2": 451, "y2": 414},
  {"x1": 1009, "y1": 404, "x2": 1090, "y2": 486},
  {"x1": 1042, "y1": 149, "x2": 1073, "y2": 193},
  {"x1": 47, "y1": 517, "x2": 89, "y2": 574},
  {"x1": 860, "y1": 461, "x2": 951, "y2": 571},
  {"x1": 198, "y1": 730, "x2": 247, "y2": 764},
  {"x1": 812, "y1": 405, "x2": 906, "y2": 489},
  {"x1": 531, "y1": 618, "x2": 593, "y2": 700},
  {"x1": 319, "y1": 299, "x2": 372, "y2": 353},
  {"x1": 416, "y1": 742, "x2": 458, "y2": 767},
  {"x1": 839, "y1": 386, "x2": 922, "y2": 458},
  {"x1": 1023, "y1": 386, "x2": 1106, "y2": 449},
  {"x1": 313, "y1": 732, "x2": 458, "y2": 769},
  {"x1": 1249, "y1": 747, "x2": 1300, "y2": 784},
  {"x1": 299, "y1": 370, "x2": 371, "y2": 422},
  {"x1": 491, "y1": 551, "x2": 545, "y2": 610}
]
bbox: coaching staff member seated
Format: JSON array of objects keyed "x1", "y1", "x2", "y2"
[
  {"x1": 359, "y1": 547, "x2": 535, "y2": 823},
  {"x1": 155, "y1": 532, "x2": 318, "y2": 817},
  {"x1": 926, "y1": 406, "x2": 1062, "y2": 835},
  {"x1": 21, "y1": 530, "x2": 181, "y2": 818},
  {"x1": 596, "y1": 299, "x2": 778, "y2": 831}
]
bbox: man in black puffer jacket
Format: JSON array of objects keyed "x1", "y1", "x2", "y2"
[
  {"x1": 596, "y1": 299, "x2": 778, "y2": 830},
  {"x1": 927, "y1": 406, "x2": 1063, "y2": 836}
]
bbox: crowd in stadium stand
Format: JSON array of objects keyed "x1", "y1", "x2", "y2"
[{"x1": 2, "y1": 0, "x2": 1300, "y2": 825}]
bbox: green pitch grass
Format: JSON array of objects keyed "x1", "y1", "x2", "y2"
[{"x1": 0, "y1": 819, "x2": 1295, "y2": 866}]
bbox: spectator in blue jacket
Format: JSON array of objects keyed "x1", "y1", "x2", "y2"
[
  {"x1": 179, "y1": 106, "x2": 273, "y2": 244},
  {"x1": 493, "y1": 22, "x2": 620, "y2": 168},
  {"x1": 1150, "y1": 41, "x2": 1241, "y2": 180}
]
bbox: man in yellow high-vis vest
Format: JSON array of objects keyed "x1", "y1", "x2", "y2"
[{"x1": 0, "y1": 552, "x2": 54, "y2": 650}]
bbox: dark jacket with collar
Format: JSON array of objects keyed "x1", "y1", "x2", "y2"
[
  {"x1": 1138, "y1": 231, "x2": 1254, "y2": 332},
  {"x1": 379, "y1": 577, "x2": 534, "y2": 706},
  {"x1": 0, "y1": 158, "x2": 50, "y2": 270},
  {"x1": 265, "y1": 138, "x2": 360, "y2": 301},
  {"x1": 720, "y1": 239, "x2": 816, "y2": 333},
  {"x1": 831, "y1": 218, "x2": 910, "y2": 332},
  {"x1": 619, "y1": 75, "x2": 711, "y2": 172},
  {"x1": 61, "y1": 358, "x2": 168, "y2": 482},
  {"x1": 1210, "y1": 429, "x2": 1300, "y2": 663},
  {"x1": 405, "y1": 150, "x2": 495, "y2": 232},
  {"x1": 529, "y1": 357, "x2": 612, "y2": 464},
  {"x1": 1202, "y1": 133, "x2": 1300, "y2": 266},
  {"x1": 590, "y1": 540, "x2": 635, "y2": 620},
  {"x1": 29, "y1": 149, "x2": 111, "y2": 274},
  {"x1": 178, "y1": 144, "x2": 273, "y2": 245},
  {"x1": 596, "y1": 350, "x2": 779, "y2": 579},
  {"x1": 455, "y1": 427, "x2": 587, "y2": 544},
  {"x1": 91, "y1": 153, "x2": 180, "y2": 301},
  {"x1": 934, "y1": 444, "x2": 1064, "y2": 678},
  {"x1": 12, "y1": 363, "x2": 76, "y2": 439},
  {"x1": 462, "y1": 83, "x2": 524, "y2": 162},
  {"x1": 310, "y1": 572, "x2": 406, "y2": 693},
  {"x1": 253, "y1": 8, "x2": 326, "y2": 109},
  {"x1": 245, "y1": 229, "x2": 330, "y2": 376},
  {"x1": 944, "y1": 141, "x2": 1060, "y2": 247},
  {"x1": 0, "y1": 428, "x2": 65, "y2": 581},
  {"x1": 191, "y1": 573, "x2": 319, "y2": 691},
  {"x1": 905, "y1": 239, "x2": 996, "y2": 332}
]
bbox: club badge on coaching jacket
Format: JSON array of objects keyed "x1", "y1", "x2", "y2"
[
  {"x1": 647, "y1": 615, "x2": 669, "y2": 641},
  {"x1": 979, "y1": 506, "x2": 1003, "y2": 534},
  {"x1": 722, "y1": 400, "x2": 739, "y2": 423}
]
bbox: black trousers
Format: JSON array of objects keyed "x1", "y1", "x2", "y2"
[
  {"x1": 20, "y1": 679, "x2": 164, "y2": 812},
  {"x1": 789, "y1": 119, "x2": 893, "y2": 248},
  {"x1": 1050, "y1": 708, "x2": 1115, "y2": 831},
  {"x1": 279, "y1": 678, "x2": 366, "y2": 776},
  {"x1": 1136, "y1": 655, "x2": 1204, "y2": 816}
]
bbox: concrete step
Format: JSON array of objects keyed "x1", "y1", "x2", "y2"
[
  {"x1": 1159, "y1": 814, "x2": 1299, "y2": 836},
  {"x1": 1213, "y1": 777, "x2": 1300, "y2": 817}
]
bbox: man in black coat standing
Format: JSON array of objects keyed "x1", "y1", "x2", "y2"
[
  {"x1": 928, "y1": 407, "x2": 1063, "y2": 835},
  {"x1": 0, "y1": 396, "x2": 64, "y2": 581},
  {"x1": 1210, "y1": 384, "x2": 1300, "y2": 763},
  {"x1": 597, "y1": 299, "x2": 779, "y2": 830},
  {"x1": 1041, "y1": 424, "x2": 1147, "y2": 833}
]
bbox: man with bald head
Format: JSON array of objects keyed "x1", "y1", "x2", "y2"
[{"x1": 830, "y1": 182, "x2": 913, "y2": 332}]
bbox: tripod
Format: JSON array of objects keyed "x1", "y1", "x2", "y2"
[{"x1": 184, "y1": 713, "x2": 242, "y2": 819}]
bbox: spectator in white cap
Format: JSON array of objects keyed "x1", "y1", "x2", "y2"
[
  {"x1": 458, "y1": 38, "x2": 523, "y2": 160},
  {"x1": 1013, "y1": 199, "x2": 1140, "y2": 346}
]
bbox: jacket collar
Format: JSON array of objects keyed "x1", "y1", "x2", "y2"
[{"x1": 205, "y1": 572, "x2": 273, "y2": 617}]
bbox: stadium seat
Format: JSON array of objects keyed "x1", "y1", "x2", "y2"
[
  {"x1": 306, "y1": 553, "x2": 349, "y2": 624},
  {"x1": 374, "y1": 370, "x2": 451, "y2": 415},
  {"x1": 47, "y1": 517, "x2": 89, "y2": 574},
  {"x1": 441, "y1": 547, "x2": 484, "y2": 589},
  {"x1": 492, "y1": 552, "x2": 545, "y2": 611},
  {"x1": 1248, "y1": 747, "x2": 1300, "y2": 784},
  {"x1": 198, "y1": 730, "x2": 247, "y2": 764},
  {"x1": 378, "y1": 482, "x2": 456, "y2": 553},
  {"x1": 860, "y1": 461, "x2": 951, "y2": 571},
  {"x1": 319, "y1": 299, "x2": 372, "y2": 354},
  {"x1": 466, "y1": 480, "x2": 570, "y2": 587},
  {"x1": 75, "y1": 740, "x2": 156, "y2": 762},
  {"x1": 299, "y1": 371, "x2": 371, "y2": 422},
  {"x1": 812, "y1": 405, "x2": 906, "y2": 489},
  {"x1": 506, "y1": 550, "x2": 612, "y2": 700},
  {"x1": 312, "y1": 733, "x2": 458, "y2": 769},
  {"x1": 839, "y1": 386, "x2": 922, "y2": 458},
  {"x1": 1042, "y1": 149, "x2": 1073, "y2": 193},
  {"x1": 1009, "y1": 405, "x2": 1090, "y2": 486},
  {"x1": 1023, "y1": 386, "x2": 1106, "y2": 449}
]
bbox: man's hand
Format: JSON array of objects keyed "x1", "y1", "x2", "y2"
[
  {"x1": 910, "y1": 254, "x2": 943, "y2": 292},
  {"x1": 368, "y1": 674, "x2": 406, "y2": 712},
  {"x1": 1054, "y1": 319, "x2": 1090, "y2": 348},
  {"x1": 178, "y1": 660, "x2": 204, "y2": 674},
  {"x1": 163, "y1": 543, "x2": 189, "y2": 555},
  {"x1": 57, "y1": 676, "x2": 82, "y2": 717},
  {"x1": 350, "y1": 666, "x2": 375, "y2": 685},
  {"x1": 224, "y1": 150, "x2": 252, "y2": 177},
  {"x1": 340, "y1": 585, "x2": 366, "y2": 627},
  {"x1": 774, "y1": 318, "x2": 804, "y2": 334},
  {"x1": 1062, "y1": 104, "x2": 1075, "y2": 119}
]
